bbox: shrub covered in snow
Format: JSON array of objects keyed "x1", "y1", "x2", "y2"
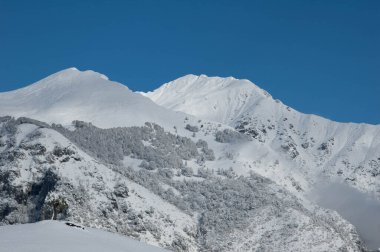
[
  {"x1": 185, "y1": 124, "x2": 199, "y2": 132},
  {"x1": 54, "y1": 121, "x2": 215, "y2": 171},
  {"x1": 215, "y1": 129, "x2": 250, "y2": 143}
]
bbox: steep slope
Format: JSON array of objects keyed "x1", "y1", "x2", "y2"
[
  {"x1": 0, "y1": 221, "x2": 168, "y2": 252},
  {"x1": 144, "y1": 75, "x2": 380, "y2": 200},
  {"x1": 0, "y1": 68, "x2": 186, "y2": 129}
]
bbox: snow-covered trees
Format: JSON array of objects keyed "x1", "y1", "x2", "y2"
[
  {"x1": 108, "y1": 160, "x2": 291, "y2": 251},
  {"x1": 185, "y1": 124, "x2": 199, "y2": 132},
  {"x1": 54, "y1": 121, "x2": 215, "y2": 172},
  {"x1": 113, "y1": 183, "x2": 129, "y2": 198},
  {"x1": 180, "y1": 167, "x2": 193, "y2": 177},
  {"x1": 47, "y1": 196, "x2": 68, "y2": 220},
  {"x1": 215, "y1": 129, "x2": 250, "y2": 143}
]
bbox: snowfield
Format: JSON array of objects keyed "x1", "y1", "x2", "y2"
[{"x1": 0, "y1": 221, "x2": 167, "y2": 252}]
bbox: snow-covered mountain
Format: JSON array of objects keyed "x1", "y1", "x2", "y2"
[{"x1": 1, "y1": 68, "x2": 379, "y2": 251}]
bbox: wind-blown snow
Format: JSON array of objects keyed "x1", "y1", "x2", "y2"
[{"x1": 0, "y1": 221, "x2": 168, "y2": 252}]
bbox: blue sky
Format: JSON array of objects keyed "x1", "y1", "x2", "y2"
[{"x1": 0, "y1": 0, "x2": 379, "y2": 124}]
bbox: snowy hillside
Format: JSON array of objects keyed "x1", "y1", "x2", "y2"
[{"x1": 0, "y1": 221, "x2": 167, "y2": 252}]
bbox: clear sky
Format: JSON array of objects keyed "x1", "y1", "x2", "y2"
[{"x1": 0, "y1": 0, "x2": 379, "y2": 124}]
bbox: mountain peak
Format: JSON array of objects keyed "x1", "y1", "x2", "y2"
[{"x1": 143, "y1": 74, "x2": 274, "y2": 124}]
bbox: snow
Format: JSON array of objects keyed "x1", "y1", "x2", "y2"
[{"x1": 0, "y1": 221, "x2": 168, "y2": 252}]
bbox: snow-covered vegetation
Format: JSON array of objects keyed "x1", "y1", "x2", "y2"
[{"x1": 52, "y1": 121, "x2": 214, "y2": 168}]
